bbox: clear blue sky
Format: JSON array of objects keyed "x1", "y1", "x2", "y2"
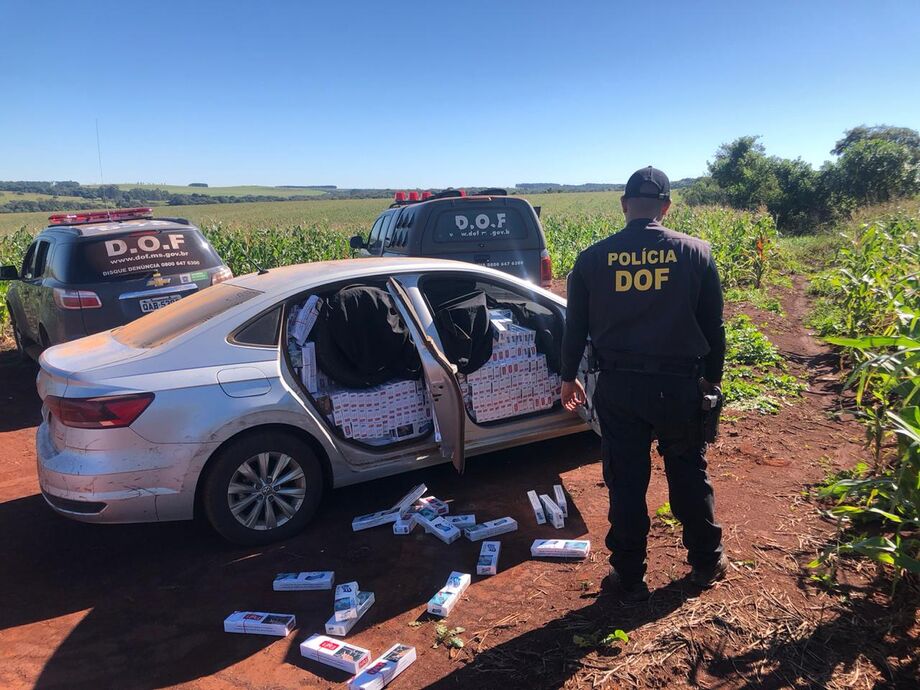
[{"x1": 2, "y1": 0, "x2": 918, "y2": 188}]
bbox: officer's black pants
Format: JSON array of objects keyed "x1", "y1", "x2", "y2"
[{"x1": 594, "y1": 370, "x2": 723, "y2": 584}]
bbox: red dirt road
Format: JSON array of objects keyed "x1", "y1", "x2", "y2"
[{"x1": 0, "y1": 280, "x2": 916, "y2": 689}]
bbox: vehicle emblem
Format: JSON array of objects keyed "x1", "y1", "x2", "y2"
[{"x1": 147, "y1": 272, "x2": 170, "y2": 287}]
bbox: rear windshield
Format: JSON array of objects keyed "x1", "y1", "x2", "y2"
[
  {"x1": 431, "y1": 207, "x2": 529, "y2": 243},
  {"x1": 69, "y1": 229, "x2": 222, "y2": 282},
  {"x1": 113, "y1": 283, "x2": 260, "y2": 349}
]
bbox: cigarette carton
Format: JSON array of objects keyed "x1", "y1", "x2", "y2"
[
  {"x1": 463, "y1": 517, "x2": 518, "y2": 542},
  {"x1": 348, "y1": 643, "x2": 417, "y2": 690},
  {"x1": 415, "y1": 512, "x2": 460, "y2": 544},
  {"x1": 539, "y1": 494, "x2": 565, "y2": 529},
  {"x1": 392, "y1": 515, "x2": 417, "y2": 535},
  {"x1": 325, "y1": 591, "x2": 375, "y2": 636},
  {"x1": 290, "y1": 295, "x2": 321, "y2": 345},
  {"x1": 527, "y1": 490, "x2": 546, "y2": 525},
  {"x1": 412, "y1": 496, "x2": 449, "y2": 516},
  {"x1": 300, "y1": 634, "x2": 372, "y2": 674},
  {"x1": 224, "y1": 611, "x2": 296, "y2": 637},
  {"x1": 553, "y1": 484, "x2": 568, "y2": 518},
  {"x1": 530, "y1": 539, "x2": 591, "y2": 559},
  {"x1": 444, "y1": 514, "x2": 476, "y2": 528},
  {"x1": 352, "y1": 508, "x2": 400, "y2": 532},
  {"x1": 391, "y1": 483, "x2": 428, "y2": 516},
  {"x1": 427, "y1": 571, "x2": 471, "y2": 617},
  {"x1": 477, "y1": 541, "x2": 501, "y2": 576},
  {"x1": 273, "y1": 571, "x2": 335, "y2": 591},
  {"x1": 334, "y1": 581, "x2": 360, "y2": 621}
]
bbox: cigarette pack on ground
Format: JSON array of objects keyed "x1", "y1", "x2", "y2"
[
  {"x1": 463, "y1": 517, "x2": 518, "y2": 542},
  {"x1": 290, "y1": 295, "x2": 321, "y2": 345},
  {"x1": 410, "y1": 495, "x2": 449, "y2": 516},
  {"x1": 326, "y1": 591, "x2": 375, "y2": 636},
  {"x1": 335, "y1": 581, "x2": 360, "y2": 621},
  {"x1": 352, "y1": 508, "x2": 400, "y2": 532},
  {"x1": 224, "y1": 611, "x2": 296, "y2": 637},
  {"x1": 444, "y1": 514, "x2": 476, "y2": 528},
  {"x1": 391, "y1": 483, "x2": 427, "y2": 515},
  {"x1": 416, "y1": 514, "x2": 460, "y2": 544},
  {"x1": 393, "y1": 515, "x2": 417, "y2": 535},
  {"x1": 530, "y1": 539, "x2": 591, "y2": 559},
  {"x1": 427, "y1": 571, "x2": 471, "y2": 617},
  {"x1": 527, "y1": 490, "x2": 546, "y2": 525},
  {"x1": 477, "y1": 541, "x2": 501, "y2": 576},
  {"x1": 348, "y1": 643, "x2": 416, "y2": 690},
  {"x1": 301, "y1": 634, "x2": 372, "y2": 674},
  {"x1": 273, "y1": 571, "x2": 335, "y2": 591},
  {"x1": 553, "y1": 484, "x2": 568, "y2": 517},
  {"x1": 539, "y1": 494, "x2": 565, "y2": 529}
]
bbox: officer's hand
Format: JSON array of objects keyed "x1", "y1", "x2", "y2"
[
  {"x1": 698, "y1": 377, "x2": 718, "y2": 395},
  {"x1": 561, "y1": 379, "x2": 586, "y2": 412}
]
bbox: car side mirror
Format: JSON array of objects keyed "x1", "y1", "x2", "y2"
[
  {"x1": 0, "y1": 265, "x2": 19, "y2": 280},
  {"x1": 349, "y1": 235, "x2": 366, "y2": 250}
]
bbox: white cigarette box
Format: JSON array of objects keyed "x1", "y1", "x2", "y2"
[
  {"x1": 412, "y1": 496, "x2": 450, "y2": 515},
  {"x1": 427, "y1": 571, "x2": 471, "y2": 617},
  {"x1": 527, "y1": 490, "x2": 546, "y2": 525},
  {"x1": 553, "y1": 484, "x2": 568, "y2": 517},
  {"x1": 444, "y1": 514, "x2": 476, "y2": 528},
  {"x1": 224, "y1": 611, "x2": 296, "y2": 637},
  {"x1": 352, "y1": 509, "x2": 400, "y2": 531},
  {"x1": 393, "y1": 515, "x2": 417, "y2": 535},
  {"x1": 530, "y1": 539, "x2": 591, "y2": 559},
  {"x1": 392, "y1": 483, "x2": 427, "y2": 516},
  {"x1": 290, "y1": 295, "x2": 321, "y2": 345},
  {"x1": 334, "y1": 581, "x2": 360, "y2": 621},
  {"x1": 477, "y1": 541, "x2": 501, "y2": 576},
  {"x1": 301, "y1": 634, "x2": 372, "y2": 674},
  {"x1": 348, "y1": 643, "x2": 417, "y2": 690},
  {"x1": 325, "y1": 591, "x2": 375, "y2": 636},
  {"x1": 273, "y1": 571, "x2": 334, "y2": 591},
  {"x1": 463, "y1": 517, "x2": 518, "y2": 542},
  {"x1": 539, "y1": 494, "x2": 565, "y2": 529}
]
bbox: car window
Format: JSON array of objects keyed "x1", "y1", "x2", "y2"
[
  {"x1": 432, "y1": 207, "x2": 528, "y2": 243},
  {"x1": 66, "y1": 229, "x2": 223, "y2": 284},
  {"x1": 114, "y1": 283, "x2": 261, "y2": 349},
  {"x1": 380, "y1": 213, "x2": 397, "y2": 251},
  {"x1": 231, "y1": 305, "x2": 282, "y2": 347},
  {"x1": 367, "y1": 216, "x2": 385, "y2": 253},
  {"x1": 33, "y1": 240, "x2": 51, "y2": 278},
  {"x1": 20, "y1": 242, "x2": 37, "y2": 280}
]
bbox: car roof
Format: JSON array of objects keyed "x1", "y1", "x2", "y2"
[{"x1": 42, "y1": 218, "x2": 196, "y2": 238}]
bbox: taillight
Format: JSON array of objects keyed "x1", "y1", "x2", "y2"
[
  {"x1": 46, "y1": 393, "x2": 154, "y2": 429},
  {"x1": 53, "y1": 288, "x2": 102, "y2": 309},
  {"x1": 211, "y1": 266, "x2": 233, "y2": 285},
  {"x1": 540, "y1": 250, "x2": 553, "y2": 288}
]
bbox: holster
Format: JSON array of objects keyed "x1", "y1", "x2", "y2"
[{"x1": 701, "y1": 387, "x2": 723, "y2": 443}]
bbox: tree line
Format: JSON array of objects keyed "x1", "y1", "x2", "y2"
[{"x1": 683, "y1": 125, "x2": 920, "y2": 233}]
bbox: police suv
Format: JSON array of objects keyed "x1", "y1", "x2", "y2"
[{"x1": 350, "y1": 189, "x2": 553, "y2": 288}]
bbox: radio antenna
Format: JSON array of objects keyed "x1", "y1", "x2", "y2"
[{"x1": 95, "y1": 118, "x2": 108, "y2": 209}]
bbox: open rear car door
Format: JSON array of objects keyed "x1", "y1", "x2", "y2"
[
  {"x1": 387, "y1": 277, "x2": 466, "y2": 474},
  {"x1": 575, "y1": 340, "x2": 602, "y2": 437}
]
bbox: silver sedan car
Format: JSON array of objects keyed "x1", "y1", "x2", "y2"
[{"x1": 36, "y1": 258, "x2": 599, "y2": 544}]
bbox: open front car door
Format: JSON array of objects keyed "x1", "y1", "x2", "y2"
[
  {"x1": 576, "y1": 340, "x2": 602, "y2": 437},
  {"x1": 387, "y1": 277, "x2": 466, "y2": 474}
]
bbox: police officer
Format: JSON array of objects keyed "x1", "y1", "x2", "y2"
[{"x1": 560, "y1": 166, "x2": 728, "y2": 601}]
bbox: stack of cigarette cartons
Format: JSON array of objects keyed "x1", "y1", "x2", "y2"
[
  {"x1": 300, "y1": 634, "x2": 372, "y2": 674},
  {"x1": 301, "y1": 341, "x2": 319, "y2": 393},
  {"x1": 348, "y1": 643, "x2": 416, "y2": 690},
  {"x1": 476, "y1": 541, "x2": 501, "y2": 576},
  {"x1": 353, "y1": 484, "x2": 427, "y2": 532},
  {"x1": 273, "y1": 571, "x2": 335, "y2": 591},
  {"x1": 427, "y1": 571, "x2": 471, "y2": 617},
  {"x1": 463, "y1": 517, "x2": 518, "y2": 542},
  {"x1": 527, "y1": 484, "x2": 569, "y2": 528},
  {"x1": 224, "y1": 611, "x2": 296, "y2": 637},
  {"x1": 326, "y1": 591, "x2": 375, "y2": 636},
  {"x1": 334, "y1": 581, "x2": 361, "y2": 621},
  {"x1": 290, "y1": 295, "x2": 322, "y2": 345},
  {"x1": 325, "y1": 379, "x2": 433, "y2": 442},
  {"x1": 530, "y1": 539, "x2": 591, "y2": 559}
]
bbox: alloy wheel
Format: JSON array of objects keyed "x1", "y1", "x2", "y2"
[{"x1": 227, "y1": 451, "x2": 307, "y2": 531}]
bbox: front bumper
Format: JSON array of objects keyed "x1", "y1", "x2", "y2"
[{"x1": 36, "y1": 420, "x2": 200, "y2": 524}]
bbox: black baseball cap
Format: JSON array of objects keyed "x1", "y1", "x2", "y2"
[{"x1": 623, "y1": 166, "x2": 670, "y2": 201}]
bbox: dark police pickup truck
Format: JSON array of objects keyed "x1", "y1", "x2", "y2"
[{"x1": 350, "y1": 189, "x2": 553, "y2": 288}]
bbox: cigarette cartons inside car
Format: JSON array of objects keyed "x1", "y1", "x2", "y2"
[
  {"x1": 553, "y1": 484, "x2": 568, "y2": 517},
  {"x1": 335, "y1": 581, "x2": 361, "y2": 621},
  {"x1": 531, "y1": 539, "x2": 591, "y2": 559},
  {"x1": 477, "y1": 541, "x2": 501, "y2": 576},
  {"x1": 324, "y1": 379, "x2": 434, "y2": 444},
  {"x1": 326, "y1": 591, "x2": 375, "y2": 636},
  {"x1": 463, "y1": 517, "x2": 518, "y2": 542},
  {"x1": 348, "y1": 643, "x2": 417, "y2": 690},
  {"x1": 539, "y1": 493, "x2": 566, "y2": 529},
  {"x1": 224, "y1": 611, "x2": 296, "y2": 637},
  {"x1": 290, "y1": 295, "x2": 322, "y2": 345},
  {"x1": 427, "y1": 571, "x2": 471, "y2": 617},
  {"x1": 527, "y1": 490, "x2": 546, "y2": 524},
  {"x1": 273, "y1": 571, "x2": 335, "y2": 591},
  {"x1": 301, "y1": 634, "x2": 372, "y2": 674},
  {"x1": 458, "y1": 311, "x2": 563, "y2": 423}
]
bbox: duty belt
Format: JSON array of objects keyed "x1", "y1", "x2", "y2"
[{"x1": 600, "y1": 356, "x2": 701, "y2": 377}]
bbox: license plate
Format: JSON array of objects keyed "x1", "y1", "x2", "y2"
[{"x1": 139, "y1": 294, "x2": 182, "y2": 313}]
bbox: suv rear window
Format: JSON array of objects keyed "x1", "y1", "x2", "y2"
[
  {"x1": 432, "y1": 207, "x2": 528, "y2": 243},
  {"x1": 114, "y1": 283, "x2": 259, "y2": 348},
  {"x1": 69, "y1": 229, "x2": 222, "y2": 282}
]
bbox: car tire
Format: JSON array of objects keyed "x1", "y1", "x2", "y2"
[{"x1": 202, "y1": 431, "x2": 324, "y2": 545}]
